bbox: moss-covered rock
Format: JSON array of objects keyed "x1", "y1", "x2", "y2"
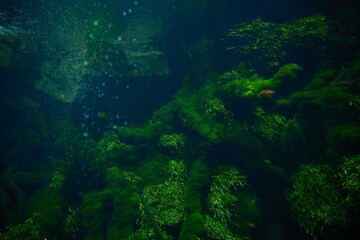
[
  {"x1": 82, "y1": 189, "x2": 113, "y2": 240},
  {"x1": 287, "y1": 164, "x2": 347, "y2": 238},
  {"x1": 220, "y1": 63, "x2": 302, "y2": 98},
  {"x1": 185, "y1": 160, "x2": 210, "y2": 213},
  {"x1": 204, "y1": 167, "x2": 260, "y2": 239},
  {"x1": 27, "y1": 187, "x2": 63, "y2": 236},
  {"x1": 339, "y1": 155, "x2": 360, "y2": 208},
  {"x1": 0, "y1": 213, "x2": 41, "y2": 240},
  {"x1": 179, "y1": 212, "x2": 206, "y2": 240},
  {"x1": 226, "y1": 15, "x2": 328, "y2": 71}
]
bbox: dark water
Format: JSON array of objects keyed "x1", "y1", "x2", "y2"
[{"x1": 1, "y1": 0, "x2": 359, "y2": 239}]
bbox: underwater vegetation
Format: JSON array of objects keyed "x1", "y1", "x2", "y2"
[
  {"x1": 226, "y1": 15, "x2": 329, "y2": 73},
  {"x1": 1, "y1": 0, "x2": 360, "y2": 239}
]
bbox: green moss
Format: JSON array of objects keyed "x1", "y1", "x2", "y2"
[
  {"x1": 304, "y1": 69, "x2": 335, "y2": 90},
  {"x1": 107, "y1": 224, "x2": 134, "y2": 240},
  {"x1": 187, "y1": 160, "x2": 210, "y2": 191},
  {"x1": 114, "y1": 103, "x2": 175, "y2": 144},
  {"x1": 327, "y1": 123, "x2": 360, "y2": 143},
  {"x1": 271, "y1": 63, "x2": 303, "y2": 84},
  {"x1": 159, "y1": 133, "x2": 186, "y2": 154},
  {"x1": 185, "y1": 160, "x2": 210, "y2": 213},
  {"x1": 285, "y1": 83, "x2": 353, "y2": 114},
  {"x1": 237, "y1": 135, "x2": 265, "y2": 166},
  {"x1": 179, "y1": 212, "x2": 205, "y2": 240},
  {"x1": 106, "y1": 166, "x2": 126, "y2": 187},
  {"x1": 137, "y1": 156, "x2": 168, "y2": 185},
  {"x1": 49, "y1": 171, "x2": 65, "y2": 189},
  {"x1": 220, "y1": 64, "x2": 302, "y2": 98},
  {"x1": 339, "y1": 155, "x2": 360, "y2": 207},
  {"x1": 334, "y1": 60, "x2": 360, "y2": 84},
  {"x1": 107, "y1": 192, "x2": 138, "y2": 240},
  {"x1": 205, "y1": 167, "x2": 260, "y2": 239},
  {"x1": 204, "y1": 215, "x2": 237, "y2": 240},
  {"x1": 208, "y1": 167, "x2": 247, "y2": 222},
  {"x1": 226, "y1": 15, "x2": 328, "y2": 71},
  {"x1": 287, "y1": 164, "x2": 347, "y2": 238},
  {"x1": 63, "y1": 207, "x2": 81, "y2": 238},
  {"x1": 82, "y1": 189, "x2": 113, "y2": 240},
  {"x1": 275, "y1": 98, "x2": 291, "y2": 106},
  {"x1": 231, "y1": 192, "x2": 261, "y2": 234},
  {"x1": 221, "y1": 74, "x2": 270, "y2": 98},
  {"x1": 175, "y1": 89, "x2": 230, "y2": 143},
  {"x1": 0, "y1": 213, "x2": 41, "y2": 240},
  {"x1": 99, "y1": 131, "x2": 133, "y2": 153},
  {"x1": 140, "y1": 160, "x2": 186, "y2": 226},
  {"x1": 27, "y1": 187, "x2": 63, "y2": 235},
  {"x1": 254, "y1": 107, "x2": 288, "y2": 143},
  {"x1": 96, "y1": 131, "x2": 135, "y2": 166}
]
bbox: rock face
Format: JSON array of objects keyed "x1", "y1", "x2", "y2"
[
  {"x1": 0, "y1": 25, "x2": 27, "y2": 68},
  {"x1": 31, "y1": 0, "x2": 173, "y2": 103},
  {"x1": 0, "y1": 42, "x2": 13, "y2": 67},
  {"x1": 1, "y1": 0, "x2": 173, "y2": 103},
  {"x1": 35, "y1": 52, "x2": 87, "y2": 103},
  {"x1": 118, "y1": 0, "x2": 172, "y2": 77},
  {"x1": 35, "y1": 24, "x2": 88, "y2": 102}
]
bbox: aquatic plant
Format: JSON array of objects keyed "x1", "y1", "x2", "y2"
[
  {"x1": 141, "y1": 160, "x2": 186, "y2": 226},
  {"x1": 220, "y1": 63, "x2": 302, "y2": 98},
  {"x1": 205, "y1": 98, "x2": 232, "y2": 119},
  {"x1": 27, "y1": 187, "x2": 63, "y2": 236},
  {"x1": 159, "y1": 133, "x2": 186, "y2": 153},
  {"x1": 177, "y1": 161, "x2": 210, "y2": 239},
  {"x1": 82, "y1": 189, "x2": 113, "y2": 240},
  {"x1": 204, "y1": 167, "x2": 259, "y2": 239},
  {"x1": 179, "y1": 212, "x2": 206, "y2": 240},
  {"x1": 287, "y1": 164, "x2": 348, "y2": 238},
  {"x1": 91, "y1": 131, "x2": 137, "y2": 169},
  {"x1": 63, "y1": 206, "x2": 81, "y2": 238},
  {"x1": 175, "y1": 92, "x2": 234, "y2": 143},
  {"x1": 280, "y1": 59, "x2": 359, "y2": 109},
  {"x1": 208, "y1": 167, "x2": 247, "y2": 223},
  {"x1": 284, "y1": 83, "x2": 353, "y2": 109},
  {"x1": 226, "y1": 15, "x2": 329, "y2": 71},
  {"x1": 339, "y1": 155, "x2": 360, "y2": 207},
  {"x1": 49, "y1": 170, "x2": 65, "y2": 189},
  {"x1": 334, "y1": 60, "x2": 360, "y2": 84},
  {"x1": 254, "y1": 107, "x2": 288, "y2": 143},
  {"x1": 97, "y1": 167, "x2": 142, "y2": 240},
  {"x1": 303, "y1": 69, "x2": 335, "y2": 91},
  {"x1": 97, "y1": 131, "x2": 134, "y2": 156},
  {"x1": 120, "y1": 160, "x2": 187, "y2": 239},
  {"x1": 115, "y1": 105, "x2": 174, "y2": 144},
  {"x1": 184, "y1": 160, "x2": 210, "y2": 214},
  {"x1": 0, "y1": 213, "x2": 41, "y2": 240},
  {"x1": 204, "y1": 215, "x2": 238, "y2": 240}
]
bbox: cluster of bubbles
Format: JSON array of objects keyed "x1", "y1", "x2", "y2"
[
  {"x1": 122, "y1": 1, "x2": 138, "y2": 16},
  {"x1": 74, "y1": 1, "x2": 145, "y2": 138},
  {"x1": 77, "y1": 73, "x2": 134, "y2": 138}
]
